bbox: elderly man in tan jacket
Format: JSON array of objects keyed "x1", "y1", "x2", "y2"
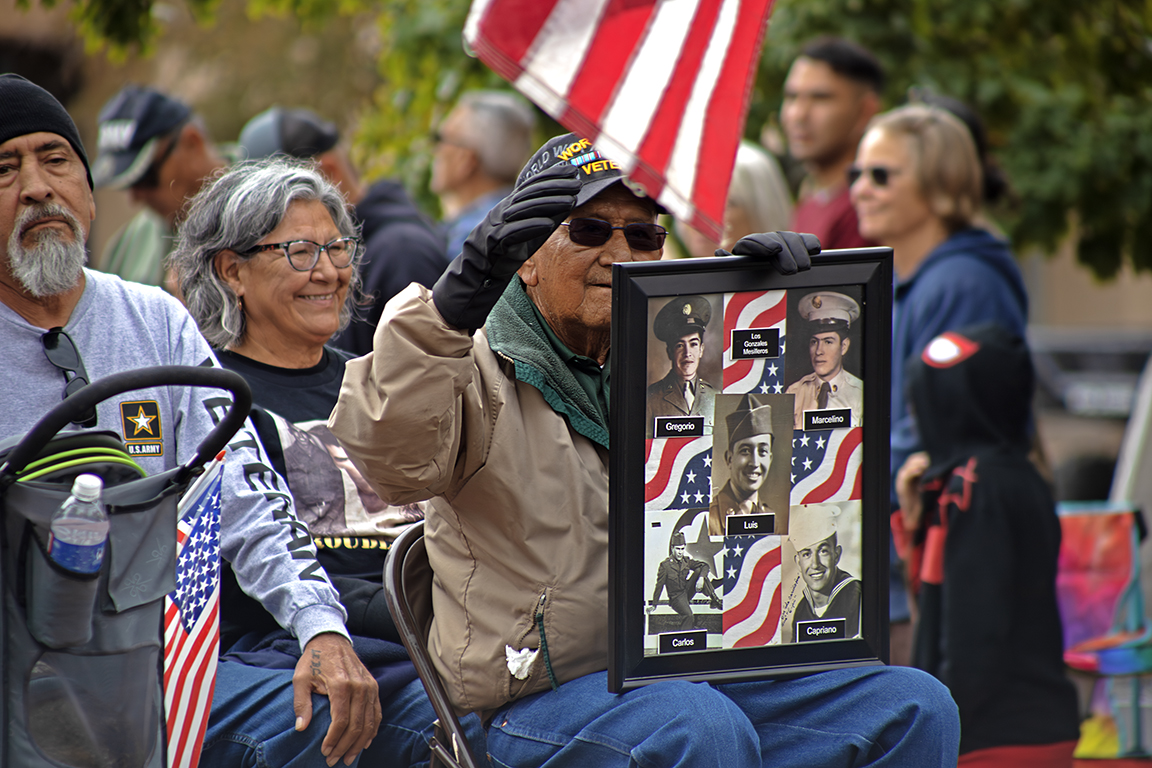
[{"x1": 330, "y1": 133, "x2": 960, "y2": 767}]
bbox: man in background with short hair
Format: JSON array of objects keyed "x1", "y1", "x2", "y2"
[
  {"x1": 782, "y1": 37, "x2": 883, "y2": 249},
  {"x1": 431, "y1": 90, "x2": 536, "y2": 259},
  {"x1": 239, "y1": 106, "x2": 448, "y2": 356}
]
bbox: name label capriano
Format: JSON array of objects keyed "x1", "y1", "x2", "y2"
[{"x1": 795, "y1": 618, "x2": 847, "y2": 642}]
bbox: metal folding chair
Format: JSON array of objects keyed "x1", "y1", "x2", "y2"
[{"x1": 384, "y1": 521, "x2": 482, "y2": 768}]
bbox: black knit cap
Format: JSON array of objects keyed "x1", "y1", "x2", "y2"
[{"x1": 0, "y1": 74, "x2": 93, "y2": 189}]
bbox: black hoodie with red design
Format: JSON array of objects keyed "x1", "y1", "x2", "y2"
[{"x1": 893, "y1": 322, "x2": 1079, "y2": 755}]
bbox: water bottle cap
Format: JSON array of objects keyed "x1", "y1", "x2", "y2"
[{"x1": 71, "y1": 473, "x2": 103, "y2": 502}]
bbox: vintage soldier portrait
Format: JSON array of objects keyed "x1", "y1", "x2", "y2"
[
  {"x1": 784, "y1": 289, "x2": 864, "y2": 431},
  {"x1": 781, "y1": 501, "x2": 863, "y2": 644},
  {"x1": 709, "y1": 393, "x2": 793, "y2": 536},
  {"x1": 645, "y1": 294, "x2": 722, "y2": 438}
]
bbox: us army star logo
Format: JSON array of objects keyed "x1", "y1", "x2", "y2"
[{"x1": 119, "y1": 400, "x2": 164, "y2": 457}]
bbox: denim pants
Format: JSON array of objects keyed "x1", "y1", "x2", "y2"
[
  {"x1": 202, "y1": 659, "x2": 487, "y2": 767},
  {"x1": 486, "y1": 666, "x2": 959, "y2": 768}
]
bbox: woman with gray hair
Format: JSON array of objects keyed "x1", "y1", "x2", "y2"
[{"x1": 172, "y1": 158, "x2": 429, "y2": 651}]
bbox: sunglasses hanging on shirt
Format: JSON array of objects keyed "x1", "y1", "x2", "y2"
[{"x1": 41, "y1": 327, "x2": 97, "y2": 428}]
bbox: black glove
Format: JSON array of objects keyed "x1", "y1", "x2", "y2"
[
  {"x1": 432, "y1": 163, "x2": 581, "y2": 330},
  {"x1": 715, "y1": 231, "x2": 821, "y2": 275}
]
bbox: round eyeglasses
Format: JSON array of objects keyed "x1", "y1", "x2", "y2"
[{"x1": 245, "y1": 237, "x2": 361, "y2": 272}]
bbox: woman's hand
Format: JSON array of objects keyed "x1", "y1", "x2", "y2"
[{"x1": 895, "y1": 452, "x2": 931, "y2": 530}]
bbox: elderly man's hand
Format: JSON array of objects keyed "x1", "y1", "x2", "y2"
[
  {"x1": 717, "y1": 231, "x2": 821, "y2": 274},
  {"x1": 433, "y1": 162, "x2": 581, "y2": 330},
  {"x1": 293, "y1": 633, "x2": 381, "y2": 767}
]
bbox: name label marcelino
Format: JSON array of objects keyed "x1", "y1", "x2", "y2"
[
  {"x1": 803, "y1": 408, "x2": 851, "y2": 431},
  {"x1": 659, "y1": 630, "x2": 708, "y2": 654},
  {"x1": 654, "y1": 416, "x2": 705, "y2": 437}
]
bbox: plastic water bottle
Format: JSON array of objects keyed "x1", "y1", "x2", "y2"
[{"x1": 47, "y1": 474, "x2": 109, "y2": 575}]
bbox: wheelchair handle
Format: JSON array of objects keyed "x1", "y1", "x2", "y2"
[{"x1": 1, "y1": 366, "x2": 252, "y2": 482}]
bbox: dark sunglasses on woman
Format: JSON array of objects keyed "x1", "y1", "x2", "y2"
[{"x1": 847, "y1": 165, "x2": 898, "y2": 188}]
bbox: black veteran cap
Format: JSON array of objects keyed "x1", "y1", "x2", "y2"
[
  {"x1": 797, "y1": 291, "x2": 860, "y2": 336},
  {"x1": 654, "y1": 295, "x2": 712, "y2": 344},
  {"x1": 239, "y1": 106, "x2": 340, "y2": 160},
  {"x1": 726, "y1": 394, "x2": 774, "y2": 448},
  {"x1": 517, "y1": 132, "x2": 665, "y2": 211},
  {"x1": 93, "y1": 85, "x2": 191, "y2": 189}
]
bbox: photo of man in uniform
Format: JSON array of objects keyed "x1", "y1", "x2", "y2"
[
  {"x1": 789, "y1": 503, "x2": 862, "y2": 642},
  {"x1": 709, "y1": 394, "x2": 790, "y2": 535},
  {"x1": 786, "y1": 290, "x2": 863, "y2": 429},
  {"x1": 647, "y1": 531, "x2": 722, "y2": 632},
  {"x1": 645, "y1": 295, "x2": 717, "y2": 436}
]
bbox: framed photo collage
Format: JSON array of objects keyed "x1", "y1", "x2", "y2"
[{"x1": 608, "y1": 247, "x2": 894, "y2": 691}]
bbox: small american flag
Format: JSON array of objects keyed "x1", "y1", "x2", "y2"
[
  {"x1": 464, "y1": 0, "x2": 778, "y2": 241},
  {"x1": 644, "y1": 437, "x2": 712, "y2": 511},
  {"x1": 164, "y1": 454, "x2": 224, "y2": 768},
  {"x1": 723, "y1": 534, "x2": 783, "y2": 647},
  {"x1": 722, "y1": 289, "x2": 787, "y2": 394},
  {"x1": 790, "y1": 428, "x2": 863, "y2": 504}
]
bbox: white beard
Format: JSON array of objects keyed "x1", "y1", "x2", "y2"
[{"x1": 7, "y1": 203, "x2": 88, "y2": 298}]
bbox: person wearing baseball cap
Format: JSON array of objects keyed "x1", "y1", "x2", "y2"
[
  {"x1": 331, "y1": 131, "x2": 960, "y2": 766},
  {"x1": 788, "y1": 503, "x2": 861, "y2": 642},
  {"x1": 238, "y1": 105, "x2": 448, "y2": 356},
  {"x1": 644, "y1": 294, "x2": 717, "y2": 436},
  {"x1": 785, "y1": 289, "x2": 863, "y2": 429},
  {"x1": 92, "y1": 85, "x2": 228, "y2": 288}
]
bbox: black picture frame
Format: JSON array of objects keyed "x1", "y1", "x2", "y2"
[{"x1": 608, "y1": 247, "x2": 894, "y2": 692}]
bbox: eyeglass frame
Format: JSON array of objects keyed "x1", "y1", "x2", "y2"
[
  {"x1": 560, "y1": 218, "x2": 668, "y2": 251},
  {"x1": 243, "y1": 236, "x2": 362, "y2": 272},
  {"x1": 847, "y1": 165, "x2": 901, "y2": 188},
  {"x1": 41, "y1": 327, "x2": 97, "y2": 428},
  {"x1": 430, "y1": 128, "x2": 471, "y2": 151}
]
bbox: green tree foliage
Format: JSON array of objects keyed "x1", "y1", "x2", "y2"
[
  {"x1": 48, "y1": 0, "x2": 1152, "y2": 276},
  {"x1": 755, "y1": 0, "x2": 1152, "y2": 278}
]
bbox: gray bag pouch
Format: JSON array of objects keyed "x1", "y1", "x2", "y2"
[{"x1": 26, "y1": 534, "x2": 99, "y2": 649}]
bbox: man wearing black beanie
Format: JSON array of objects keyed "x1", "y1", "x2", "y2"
[{"x1": 0, "y1": 74, "x2": 93, "y2": 189}]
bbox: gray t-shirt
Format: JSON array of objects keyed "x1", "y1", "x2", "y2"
[{"x1": 0, "y1": 269, "x2": 347, "y2": 649}]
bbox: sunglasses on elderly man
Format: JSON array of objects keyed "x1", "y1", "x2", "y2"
[
  {"x1": 244, "y1": 237, "x2": 361, "y2": 272},
  {"x1": 847, "y1": 165, "x2": 899, "y2": 188},
  {"x1": 561, "y1": 218, "x2": 667, "y2": 251}
]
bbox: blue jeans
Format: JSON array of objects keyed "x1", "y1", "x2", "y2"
[
  {"x1": 203, "y1": 659, "x2": 487, "y2": 767},
  {"x1": 487, "y1": 667, "x2": 959, "y2": 767}
]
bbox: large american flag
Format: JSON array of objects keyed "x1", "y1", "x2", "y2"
[
  {"x1": 790, "y1": 428, "x2": 863, "y2": 504},
  {"x1": 164, "y1": 455, "x2": 223, "y2": 768},
  {"x1": 644, "y1": 437, "x2": 712, "y2": 511},
  {"x1": 464, "y1": 0, "x2": 778, "y2": 241},
  {"x1": 722, "y1": 289, "x2": 787, "y2": 394},
  {"x1": 723, "y1": 534, "x2": 783, "y2": 647}
]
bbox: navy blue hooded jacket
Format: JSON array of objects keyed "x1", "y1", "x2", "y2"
[{"x1": 890, "y1": 227, "x2": 1028, "y2": 505}]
